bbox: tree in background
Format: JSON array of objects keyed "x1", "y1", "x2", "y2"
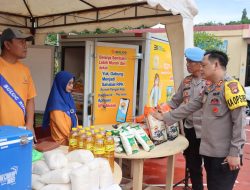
[
  {"x1": 241, "y1": 8, "x2": 249, "y2": 24},
  {"x1": 194, "y1": 32, "x2": 224, "y2": 51},
  {"x1": 242, "y1": 8, "x2": 248, "y2": 20},
  {"x1": 196, "y1": 8, "x2": 250, "y2": 26}
]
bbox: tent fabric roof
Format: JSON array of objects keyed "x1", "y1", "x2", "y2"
[
  {"x1": 0, "y1": 0, "x2": 198, "y2": 33},
  {"x1": 1, "y1": 0, "x2": 148, "y2": 17}
]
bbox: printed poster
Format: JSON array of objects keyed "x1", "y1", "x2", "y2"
[
  {"x1": 93, "y1": 44, "x2": 136, "y2": 124},
  {"x1": 147, "y1": 40, "x2": 174, "y2": 107}
]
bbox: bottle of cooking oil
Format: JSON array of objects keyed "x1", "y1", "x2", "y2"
[
  {"x1": 90, "y1": 125, "x2": 95, "y2": 135},
  {"x1": 104, "y1": 131, "x2": 115, "y2": 172},
  {"x1": 68, "y1": 128, "x2": 78, "y2": 152},
  {"x1": 78, "y1": 129, "x2": 86, "y2": 149},
  {"x1": 93, "y1": 134, "x2": 105, "y2": 158},
  {"x1": 85, "y1": 127, "x2": 90, "y2": 133},
  {"x1": 99, "y1": 127, "x2": 106, "y2": 136},
  {"x1": 93, "y1": 129, "x2": 100, "y2": 140},
  {"x1": 85, "y1": 132, "x2": 94, "y2": 153},
  {"x1": 77, "y1": 125, "x2": 83, "y2": 133}
]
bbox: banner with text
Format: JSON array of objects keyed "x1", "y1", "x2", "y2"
[
  {"x1": 147, "y1": 40, "x2": 174, "y2": 107},
  {"x1": 94, "y1": 44, "x2": 136, "y2": 124}
]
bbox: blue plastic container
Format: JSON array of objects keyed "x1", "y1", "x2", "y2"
[{"x1": 0, "y1": 126, "x2": 33, "y2": 190}]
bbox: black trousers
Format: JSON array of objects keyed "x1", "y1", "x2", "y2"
[
  {"x1": 184, "y1": 127, "x2": 203, "y2": 190},
  {"x1": 203, "y1": 156, "x2": 239, "y2": 190}
]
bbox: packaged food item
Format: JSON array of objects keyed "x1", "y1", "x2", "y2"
[
  {"x1": 68, "y1": 128, "x2": 78, "y2": 152},
  {"x1": 93, "y1": 134, "x2": 105, "y2": 158},
  {"x1": 99, "y1": 127, "x2": 106, "y2": 136},
  {"x1": 77, "y1": 129, "x2": 86, "y2": 149},
  {"x1": 119, "y1": 127, "x2": 139, "y2": 155},
  {"x1": 146, "y1": 114, "x2": 168, "y2": 145},
  {"x1": 156, "y1": 103, "x2": 171, "y2": 113},
  {"x1": 135, "y1": 114, "x2": 145, "y2": 123},
  {"x1": 43, "y1": 150, "x2": 68, "y2": 170},
  {"x1": 90, "y1": 125, "x2": 95, "y2": 135},
  {"x1": 144, "y1": 106, "x2": 156, "y2": 116},
  {"x1": 116, "y1": 122, "x2": 130, "y2": 129},
  {"x1": 105, "y1": 132, "x2": 115, "y2": 172},
  {"x1": 32, "y1": 174, "x2": 45, "y2": 190},
  {"x1": 111, "y1": 130, "x2": 124, "y2": 154},
  {"x1": 166, "y1": 123, "x2": 179, "y2": 140},
  {"x1": 39, "y1": 169, "x2": 70, "y2": 184},
  {"x1": 77, "y1": 125, "x2": 83, "y2": 132},
  {"x1": 130, "y1": 125, "x2": 155, "y2": 151},
  {"x1": 130, "y1": 123, "x2": 150, "y2": 136},
  {"x1": 66, "y1": 149, "x2": 94, "y2": 164},
  {"x1": 85, "y1": 132, "x2": 94, "y2": 153},
  {"x1": 32, "y1": 160, "x2": 50, "y2": 175}
]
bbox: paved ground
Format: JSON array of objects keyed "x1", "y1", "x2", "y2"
[{"x1": 143, "y1": 125, "x2": 250, "y2": 190}]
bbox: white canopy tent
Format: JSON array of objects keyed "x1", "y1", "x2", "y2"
[{"x1": 0, "y1": 0, "x2": 199, "y2": 84}]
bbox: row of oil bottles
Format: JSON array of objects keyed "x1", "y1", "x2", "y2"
[{"x1": 68, "y1": 125, "x2": 115, "y2": 172}]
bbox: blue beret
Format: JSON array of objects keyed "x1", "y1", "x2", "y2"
[{"x1": 185, "y1": 47, "x2": 205, "y2": 62}]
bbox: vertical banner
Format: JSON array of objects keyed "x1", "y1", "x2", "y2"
[
  {"x1": 94, "y1": 43, "x2": 136, "y2": 124},
  {"x1": 147, "y1": 40, "x2": 174, "y2": 107}
]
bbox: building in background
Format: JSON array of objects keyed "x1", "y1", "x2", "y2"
[
  {"x1": 127, "y1": 24, "x2": 250, "y2": 86},
  {"x1": 195, "y1": 24, "x2": 250, "y2": 86}
]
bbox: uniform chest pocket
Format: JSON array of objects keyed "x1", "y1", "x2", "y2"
[{"x1": 208, "y1": 97, "x2": 228, "y2": 117}]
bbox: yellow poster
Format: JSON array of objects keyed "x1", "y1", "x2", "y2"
[
  {"x1": 147, "y1": 40, "x2": 174, "y2": 107},
  {"x1": 94, "y1": 44, "x2": 136, "y2": 124}
]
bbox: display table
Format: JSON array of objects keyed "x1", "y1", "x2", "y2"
[
  {"x1": 95, "y1": 124, "x2": 189, "y2": 190},
  {"x1": 57, "y1": 146, "x2": 122, "y2": 184}
]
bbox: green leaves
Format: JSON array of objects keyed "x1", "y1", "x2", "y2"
[{"x1": 194, "y1": 32, "x2": 224, "y2": 51}]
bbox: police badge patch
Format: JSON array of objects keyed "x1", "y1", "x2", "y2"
[
  {"x1": 227, "y1": 82, "x2": 239, "y2": 94},
  {"x1": 225, "y1": 80, "x2": 247, "y2": 110}
]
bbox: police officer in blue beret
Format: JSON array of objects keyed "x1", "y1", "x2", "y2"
[{"x1": 167, "y1": 47, "x2": 205, "y2": 190}]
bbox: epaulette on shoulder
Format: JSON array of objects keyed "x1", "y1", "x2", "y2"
[
  {"x1": 205, "y1": 80, "x2": 212, "y2": 86},
  {"x1": 183, "y1": 75, "x2": 193, "y2": 83}
]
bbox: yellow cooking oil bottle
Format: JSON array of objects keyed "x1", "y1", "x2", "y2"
[
  {"x1": 85, "y1": 127, "x2": 90, "y2": 132},
  {"x1": 90, "y1": 125, "x2": 95, "y2": 135},
  {"x1": 93, "y1": 134, "x2": 105, "y2": 158},
  {"x1": 93, "y1": 129, "x2": 100, "y2": 140},
  {"x1": 77, "y1": 125, "x2": 83, "y2": 132},
  {"x1": 104, "y1": 131, "x2": 115, "y2": 172},
  {"x1": 99, "y1": 127, "x2": 106, "y2": 136},
  {"x1": 68, "y1": 128, "x2": 78, "y2": 152},
  {"x1": 77, "y1": 129, "x2": 86, "y2": 149},
  {"x1": 85, "y1": 132, "x2": 94, "y2": 153}
]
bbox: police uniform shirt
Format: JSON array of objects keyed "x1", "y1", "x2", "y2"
[
  {"x1": 163, "y1": 73, "x2": 246, "y2": 158},
  {"x1": 168, "y1": 75, "x2": 205, "y2": 138}
]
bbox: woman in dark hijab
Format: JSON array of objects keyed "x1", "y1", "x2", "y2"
[{"x1": 42, "y1": 71, "x2": 77, "y2": 145}]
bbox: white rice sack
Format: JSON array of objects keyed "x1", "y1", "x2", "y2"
[
  {"x1": 70, "y1": 165, "x2": 91, "y2": 190},
  {"x1": 32, "y1": 160, "x2": 50, "y2": 175},
  {"x1": 120, "y1": 128, "x2": 139, "y2": 155},
  {"x1": 66, "y1": 162, "x2": 82, "y2": 170},
  {"x1": 40, "y1": 184, "x2": 71, "y2": 190},
  {"x1": 130, "y1": 125, "x2": 155, "y2": 151},
  {"x1": 86, "y1": 159, "x2": 100, "y2": 190},
  {"x1": 32, "y1": 174, "x2": 45, "y2": 190},
  {"x1": 43, "y1": 150, "x2": 68, "y2": 170},
  {"x1": 100, "y1": 184, "x2": 122, "y2": 190},
  {"x1": 39, "y1": 169, "x2": 70, "y2": 184},
  {"x1": 67, "y1": 149, "x2": 94, "y2": 164},
  {"x1": 99, "y1": 158, "x2": 113, "y2": 189}
]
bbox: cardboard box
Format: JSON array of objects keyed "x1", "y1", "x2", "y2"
[{"x1": 0, "y1": 126, "x2": 33, "y2": 189}]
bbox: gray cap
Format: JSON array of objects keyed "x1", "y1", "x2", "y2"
[{"x1": 0, "y1": 28, "x2": 33, "y2": 44}]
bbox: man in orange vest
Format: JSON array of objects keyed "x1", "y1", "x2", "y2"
[{"x1": 0, "y1": 28, "x2": 37, "y2": 141}]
